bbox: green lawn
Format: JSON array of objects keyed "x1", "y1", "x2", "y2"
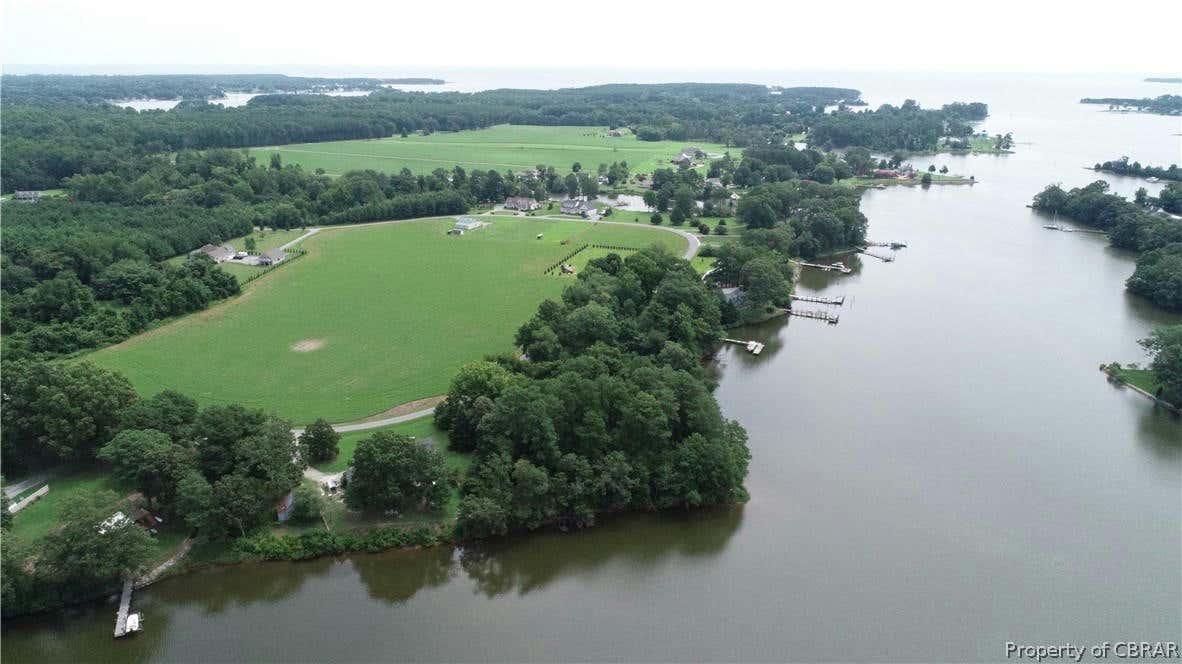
[
  {"x1": 691, "y1": 256, "x2": 717, "y2": 275},
  {"x1": 248, "y1": 125, "x2": 730, "y2": 176},
  {"x1": 8, "y1": 468, "x2": 131, "y2": 543},
  {"x1": 89, "y1": 217, "x2": 686, "y2": 423},
  {"x1": 1112, "y1": 366, "x2": 1161, "y2": 395}
]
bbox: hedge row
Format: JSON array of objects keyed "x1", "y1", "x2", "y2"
[{"x1": 231, "y1": 524, "x2": 450, "y2": 561}]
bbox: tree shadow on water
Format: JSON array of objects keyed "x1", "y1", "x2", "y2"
[
  {"x1": 350, "y1": 545, "x2": 457, "y2": 604},
  {"x1": 458, "y1": 504, "x2": 745, "y2": 599}
]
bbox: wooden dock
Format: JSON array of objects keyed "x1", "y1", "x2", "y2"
[
  {"x1": 723, "y1": 338, "x2": 765, "y2": 355},
  {"x1": 864, "y1": 240, "x2": 907, "y2": 249},
  {"x1": 789, "y1": 309, "x2": 840, "y2": 325},
  {"x1": 791, "y1": 260, "x2": 852, "y2": 274},
  {"x1": 113, "y1": 579, "x2": 135, "y2": 638},
  {"x1": 1044, "y1": 225, "x2": 1109, "y2": 235},
  {"x1": 790, "y1": 294, "x2": 844, "y2": 306},
  {"x1": 859, "y1": 250, "x2": 895, "y2": 262}
]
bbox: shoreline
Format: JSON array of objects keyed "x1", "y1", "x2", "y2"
[{"x1": 1100, "y1": 364, "x2": 1179, "y2": 414}]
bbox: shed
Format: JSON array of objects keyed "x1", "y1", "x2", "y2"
[{"x1": 455, "y1": 217, "x2": 484, "y2": 231}]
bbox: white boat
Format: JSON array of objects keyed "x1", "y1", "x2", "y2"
[{"x1": 1147, "y1": 176, "x2": 1160, "y2": 183}]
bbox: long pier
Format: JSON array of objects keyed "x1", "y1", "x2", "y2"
[
  {"x1": 723, "y1": 338, "x2": 765, "y2": 355},
  {"x1": 864, "y1": 240, "x2": 907, "y2": 249},
  {"x1": 791, "y1": 260, "x2": 852, "y2": 274},
  {"x1": 859, "y1": 250, "x2": 895, "y2": 262},
  {"x1": 789, "y1": 309, "x2": 840, "y2": 325},
  {"x1": 1043, "y1": 224, "x2": 1109, "y2": 235},
  {"x1": 790, "y1": 294, "x2": 844, "y2": 306},
  {"x1": 113, "y1": 579, "x2": 136, "y2": 638}
]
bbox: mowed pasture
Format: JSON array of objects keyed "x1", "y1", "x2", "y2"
[
  {"x1": 89, "y1": 217, "x2": 687, "y2": 423},
  {"x1": 248, "y1": 125, "x2": 730, "y2": 176}
]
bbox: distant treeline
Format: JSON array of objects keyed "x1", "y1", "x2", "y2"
[
  {"x1": 806, "y1": 100, "x2": 988, "y2": 152},
  {"x1": 1032, "y1": 180, "x2": 1182, "y2": 310},
  {"x1": 0, "y1": 74, "x2": 441, "y2": 103},
  {"x1": 1145, "y1": 78, "x2": 1182, "y2": 84},
  {"x1": 0, "y1": 145, "x2": 655, "y2": 358},
  {"x1": 1, "y1": 83, "x2": 860, "y2": 191},
  {"x1": 1079, "y1": 95, "x2": 1182, "y2": 115},
  {"x1": 1093, "y1": 157, "x2": 1182, "y2": 182}
]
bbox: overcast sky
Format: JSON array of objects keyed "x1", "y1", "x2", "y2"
[{"x1": 3, "y1": 0, "x2": 1180, "y2": 75}]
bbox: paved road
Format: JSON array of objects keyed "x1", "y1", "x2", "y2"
[
  {"x1": 279, "y1": 228, "x2": 319, "y2": 250},
  {"x1": 296, "y1": 407, "x2": 437, "y2": 484},
  {"x1": 290, "y1": 406, "x2": 436, "y2": 438}
]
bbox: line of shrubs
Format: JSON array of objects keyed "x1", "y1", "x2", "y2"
[
  {"x1": 238, "y1": 248, "x2": 308, "y2": 285},
  {"x1": 543, "y1": 244, "x2": 590, "y2": 274},
  {"x1": 231, "y1": 524, "x2": 451, "y2": 561}
]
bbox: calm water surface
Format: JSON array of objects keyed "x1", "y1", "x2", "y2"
[{"x1": 5, "y1": 72, "x2": 1180, "y2": 662}]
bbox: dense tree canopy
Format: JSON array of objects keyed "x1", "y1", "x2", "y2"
[
  {"x1": 807, "y1": 100, "x2": 986, "y2": 152},
  {"x1": 1094, "y1": 157, "x2": 1182, "y2": 182},
  {"x1": 1139, "y1": 325, "x2": 1182, "y2": 406},
  {"x1": 345, "y1": 431, "x2": 449, "y2": 512},
  {"x1": 440, "y1": 248, "x2": 750, "y2": 538}
]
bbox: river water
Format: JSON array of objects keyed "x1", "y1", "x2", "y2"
[{"x1": 5, "y1": 72, "x2": 1180, "y2": 663}]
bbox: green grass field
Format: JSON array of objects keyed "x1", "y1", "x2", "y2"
[
  {"x1": 89, "y1": 217, "x2": 686, "y2": 424},
  {"x1": 8, "y1": 469, "x2": 129, "y2": 543},
  {"x1": 1112, "y1": 366, "x2": 1161, "y2": 395},
  {"x1": 248, "y1": 125, "x2": 729, "y2": 176}
]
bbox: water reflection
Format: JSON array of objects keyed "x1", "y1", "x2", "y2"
[
  {"x1": 154, "y1": 556, "x2": 336, "y2": 613},
  {"x1": 350, "y1": 546, "x2": 456, "y2": 604},
  {"x1": 459, "y1": 506, "x2": 744, "y2": 598}
]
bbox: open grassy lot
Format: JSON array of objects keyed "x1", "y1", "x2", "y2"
[
  {"x1": 248, "y1": 125, "x2": 729, "y2": 176},
  {"x1": 89, "y1": 217, "x2": 686, "y2": 423},
  {"x1": 1112, "y1": 366, "x2": 1160, "y2": 395}
]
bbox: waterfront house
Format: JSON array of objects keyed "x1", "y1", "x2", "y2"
[
  {"x1": 560, "y1": 199, "x2": 598, "y2": 218},
  {"x1": 504, "y1": 196, "x2": 540, "y2": 211},
  {"x1": 12, "y1": 190, "x2": 42, "y2": 203},
  {"x1": 872, "y1": 169, "x2": 899, "y2": 179}
]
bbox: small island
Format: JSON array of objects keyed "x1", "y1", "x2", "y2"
[
  {"x1": 1145, "y1": 77, "x2": 1182, "y2": 84},
  {"x1": 1080, "y1": 94, "x2": 1182, "y2": 116},
  {"x1": 1092, "y1": 157, "x2": 1181, "y2": 182}
]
